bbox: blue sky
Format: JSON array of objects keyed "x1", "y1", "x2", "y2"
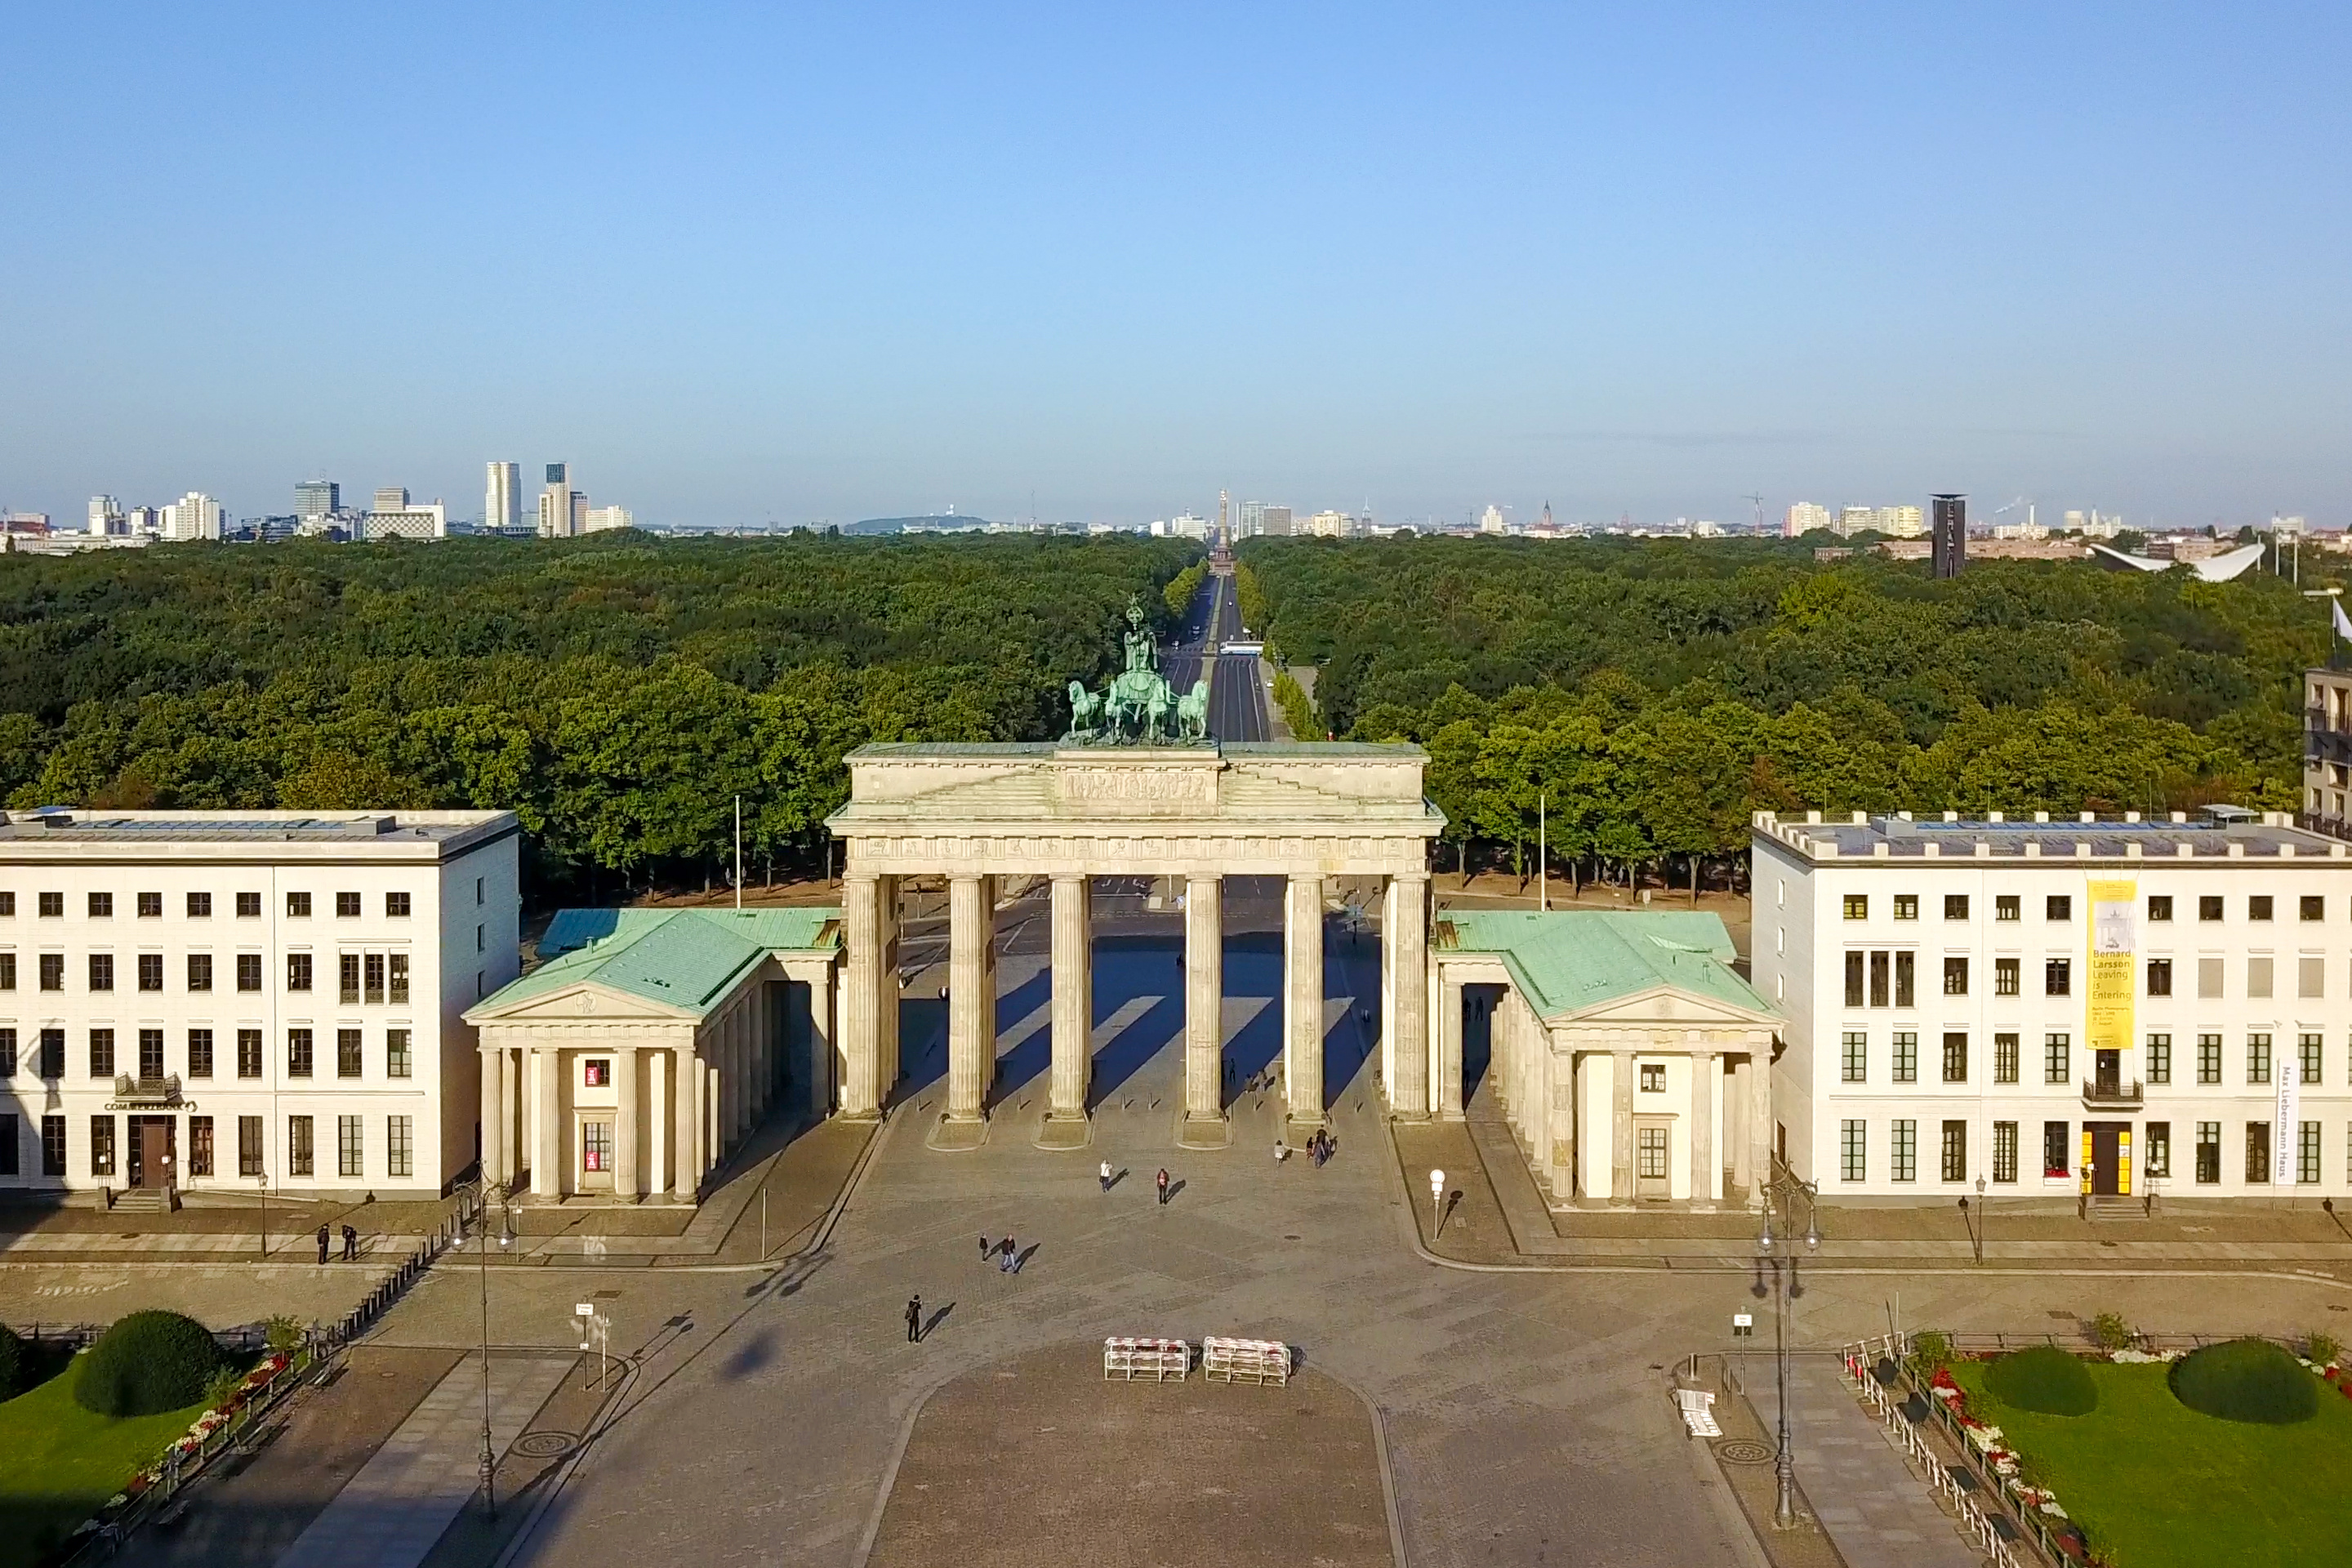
[{"x1": 3, "y1": 3, "x2": 2347, "y2": 529}]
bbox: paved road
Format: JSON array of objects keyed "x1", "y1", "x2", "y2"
[{"x1": 1165, "y1": 568, "x2": 1269, "y2": 743}]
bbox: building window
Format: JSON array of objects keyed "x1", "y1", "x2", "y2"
[
  {"x1": 584, "y1": 1058, "x2": 613, "y2": 1089},
  {"x1": 2248, "y1": 956, "x2": 2274, "y2": 1000},
  {"x1": 1840, "y1": 1031, "x2": 1866, "y2": 1084},
  {"x1": 287, "y1": 1028, "x2": 313, "y2": 1079},
  {"x1": 0, "y1": 953, "x2": 11, "y2": 991},
  {"x1": 38, "y1": 954, "x2": 60, "y2": 991},
  {"x1": 287, "y1": 953, "x2": 312, "y2": 992},
  {"x1": 1844, "y1": 951, "x2": 1864, "y2": 1007},
  {"x1": 37, "y1": 1029, "x2": 62, "y2": 1080},
  {"x1": 37, "y1": 892, "x2": 61, "y2": 919},
  {"x1": 188, "y1": 1028, "x2": 213, "y2": 1079},
  {"x1": 387, "y1": 892, "x2": 412, "y2": 918},
  {"x1": 388, "y1": 1115, "x2": 412, "y2": 1178},
  {"x1": 336, "y1": 892, "x2": 361, "y2": 918},
  {"x1": 237, "y1": 1029, "x2": 262, "y2": 1079},
  {"x1": 1892, "y1": 1031, "x2": 1918, "y2": 1084},
  {"x1": 1995, "y1": 895, "x2": 2020, "y2": 923},
  {"x1": 2147, "y1": 1121, "x2": 2172, "y2": 1179},
  {"x1": 2303, "y1": 895, "x2": 2326, "y2": 922},
  {"x1": 1893, "y1": 894, "x2": 1918, "y2": 921},
  {"x1": 364, "y1": 953, "x2": 385, "y2": 1004},
  {"x1": 2045, "y1": 958, "x2": 2071, "y2": 996},
  {"x1": 2299, "y1": 1120, "x2": 2322, "y2": 1184},
  {"x1": 136, "y1": 892, "x2": 161, "y2": 919},
  {"x1": 2044, "y1": 1032, "x2": 2070, "y2": 1085},
  {"x1": 1843, "y1": 894, "x2": 1869, "y2": 920},
  {"x1": 1993, "y1": 957, "x2": 2019, "y2": 996},
  {"x1": 236, "y1": 891, "x2": 261, "y2": 918},
  {"x1": 89, "y1": 1116, "x2": 114, "y2": 1178},
  {"x1": 237, "y1": 953, "x2": 261, "y2": 992},
  {"x1": 1993, "y1": 1033, "x2": 2020, "y2": 1084},
  {"x1": 389, "y1": 953, "x2": 408, "y2": 1004},
  {"x1": 340, "y1": 954, "x2": 360, "y2": 1004},
  {"x1": 2145, "y1": 958, "x2": 2172, "y2": 996},
  {"x1": 1869, "y1": 951, "x2": 1891, "y2": 1007},
  {"x1": 337, "y1": 1116, "x2": 363, "y2": 1178},
  {"x1": 188, "y1": 891, "x2": 212, "y2": 918},
  {"x1": 87, "y1": 954, "x2": 114, "y2": 992},
  {"x1": 476, "y1": 925, "x2": 485, "y2": 953},
  {"x1": 337, "y1": 1029, "x2": 363, "y2": 1078},
  {"x1": 1992, "y1": 1120, "x2": 2019, "y2": 1183},
  {"x1": 2301, "y1": 1033, "x2": 2323, "y2": 1087},
  {"x1": 2246, "y1": 1121, "x2": 2271, "y2": 1183},
  {"x1": 238, "y1": 1116, "x2": 263, "y2": 1177},
  {"x1": 0, "y1": 891, "x2": 11, "y2": 916},
  {"x1": 1635, "y1": 1126, "x2": 1666, "y2": 1179},
  {"x1": 1894, "y1": 951, "x2": 1915, "y2": 1008},
  {"x1": 187, "y1": 953, "x2": 212, "y2": 992},
  {"x1": 2300, "y1": 953, "x2": 2326, "y2": 1000},
  {"x1": 1941, "y1": 1032, "x2": 1968, "y2": 1083},
  {"x1": 87, "y1": 893, "x2": 112, "y2": 919},
  {"x1": 2198, "y1": 1033, "x2": 2221, "y2": 1085},
  {"x1": 136, "y1": 953, "x2": 163, "y2": 991},
  {"x1": 2148, "y1": 1033, "x2": 2172, "y2": 1085},
  {"x1": 2148, "y1": 895, "x2": 2173, "y2": 922},
  {"x1": 2249, "y1": 1033, "x2": 2273, "y2": 1085},
  {"x1": 1942, "y1": 957, "x2": 1968, "y2": 996},
  {"x1": 288, "y1": 1116, "x2": 314, "y2": 1177},
  {"x1": 2043, "y1": 1120, "x2": 2070, "y2": 1178},
  {"x1": 386, "y1": 1029, "x2": 411, "y2": 1079},
  {"x1": 1637, "y1": 1062, "x2": 1665, "y2": 1093},
  {"x1": 0, "y1": 1115, "x2": 17, "y2": 1178},
  {"x1": 189, "y1": 1116, "x2": 213, "y2": 1177},
  {"x1": 0, "y1": 1030, "x2": 14, "y2": 1077},
  {"x1": 88, "y1": 1029, "x2": 114, "y2": 1079},
  {"x1": 2198, "y1": 895, "x2": 2223, "y2": 922},
  {"x1": 1944, "y1": 894, "x2": 1969, "y2": 920},
  {"x1": 1841, "y1": 1120, "x2": 1866, "y2": 1182},
  {"x1": 2250, "y1": 895, "x2": 2274, "y2": 922},
  {"x1": 1891, "y1": 1120, "x2": 1917, "y2": 1182},
  {"x1": 475, "y1": 877, "x2": 485, "y2": 906},
  {"x1": 2198, "y1": 956, "x2": 2223, "y2": 998},
  {"x1": 1940, "y1": 1120, "x2": 1967, "y2": 1183},
  {"x1": 2047, "y1": 894, "x2": 2072, "y2": 921},
  {"x1": 41, "y1": 1116, "x2": 65, "y2": 1177},
  {"x1": 287, "y1": 892, "x2": 311, "y2": 918},
  {"x1": 137, "y1": 1029, "x2": 163, "y2": 1080}
]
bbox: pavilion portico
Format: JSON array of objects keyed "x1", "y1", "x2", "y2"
[{"x1": 825, "y1": 742, "x2": 1446, "y2": 1142}]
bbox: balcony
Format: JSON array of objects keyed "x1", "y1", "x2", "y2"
[
  {"x1": 2082, "y1": 1077, "x2": 2144, "y2": 1111},
  {"x1": 110, "y1": 1074, "x2": 183, "y2": 1108}
]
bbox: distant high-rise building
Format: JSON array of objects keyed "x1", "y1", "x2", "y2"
[
  {"x1": 1874, "y1": 504, "x2": 1924, "y2": 538},
  {"x1": 1931, "y1": 494, "x2": 1967, "y2": 578},
  {"x1": 1260, "y1": 506, "x2": 1290, "y2": 537},
  {"x1": 1836, "y1": 505, "x2": 1877, "y2": 537},
  {"x1": 361, "y1": 501, "x2": 448, "y2": 541},
  {"x1": 1784, "y1": 501, "x2": 1831, "y2": 537},
  {"x1": 485, "y1": 461, "x2": 520, "y2": 531},
  {"x1": 1307, "y1": 510, "x2": 1349, "y2": 538},
  {"x1": 538, "y1": 463, "x2": 578, "y2": 538},
  {"x1": 294, "y1": 479, "x2": 340, "y2": 522},
  {"x1": 161, "y1": 492, "x2": 225, "y2": 543},
  {"x1": 582, "y1": 506, "x2": 633, "y2": 533},
  {"x1": 372, "y1": 486, "x2": 410, "y2": 513},
  {"x1": 127, "y1": 506, "x2": 161, "y2": 535},
  {"x1": 87, "y1": 496, "x2": 122, "y2": 537},
  {"x1": 1480, "y1": 505, "x2": 1506, "y2": 534}
]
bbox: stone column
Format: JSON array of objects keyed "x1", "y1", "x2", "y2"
[
  {"x1": 649, "y1": 1049, "x2": 669, "y2": 1198},
  {"x1": 947, "y1": 874, "x2": 996, "y2": 1124},
  {"x1": 810, "y1": 964, "x2": 838, "y2": 1115},
  {"x1": 479, "y1": 1045, "x2": 503, "y2": 1189},
  {"x1": 841, "y1": 874, "x2": 886, "y2": 1116},
  {"x1": 614, "y1": 1045, "x2": 640, "y2": 1201},
  {"x1": 1689, "y1": 1048, "x2": 1716, "y2": 1209},
  {"x1": 674, "y1": 1039, "x2": 698, "y2": 1200},
  {"x1": 1048, "y1": 875, "x2": 1092, "y2": 1125},
  {"x1": 532, "y1": 1047, "x2": 563, "y2": 1198},
  {"x1": 1436, "y1": 973, "x2": 1464, "y2": 1120},
  {"x1": 1610, "y1": 1047, "x2": 1636, "y2": 1203},
  {"x1": 1574, "y1": 1052, "x2": 1597, "y2": 1198},
  {"x1": 500, "y1": 1049, "x2": 519, "y2": 1187},
  {"x1": 1731, "y1": 1054, "x2": 1754, "y2": 1198},
  {"x1": 1388, "y1": 875, "x2": 1431, "y2": 1120},
  {"x1": 733, "y1": 1005, "x2": 754, "y2": 1141},
  {"x1": 1748, "y1": 1040, "x2": 1774, "y2": 1211},
  {"x1": 1550, "y1": 1045, "x2": 1576, "y2": 1203},
  {"x1": 1183, "y1": 874, "x2": 1223, "y2": 1128},
  {"x1": 1285, "y1": 872, "x2": 1325, "y2": 1129}
]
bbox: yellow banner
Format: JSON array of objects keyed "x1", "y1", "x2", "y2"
[{"x1": 2086, "y1": 878, "x2": 2137, "y2": 1056}]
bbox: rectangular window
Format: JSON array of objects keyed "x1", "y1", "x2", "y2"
[
  {"x1": 1944, "y1": 894, "x2": 1970, "y2": 920},
  {"x1": 287, "y1": 953, "x2": 313, "y2": 991},
  {"x1": 1895, "y1": 951, "x2": 1915, "y2": 1008},
  {"x1": 1993, "y1": 1033, "x2": 2020, "y2": 1084},
  {"x1": 2047, "y1": 894, "x2": 2072, "y2": 921},
  {"x1": 1840, "y1": 1120, "x2": 1866, "y2": 1182},
  {"x1": 475, "y1": 877, "x2": 484, "y2": 906},
  {"x1": 2249, "y1": 1033, "x2": 2273, "y2": 1085},
  {"x1": 2303, "y1": 895, "x2": 2326, "y2": 922},
  {"x1": 37, "y1": 953, "x2": 60, "y2": 991},
  {"x1": 2299, "y1": 1120, "x2": 2322, "y2": 1184},
  {"x1": 1993, "y1": 956, "x2": 2020, "y2": 996},
  {"x1": 41, "y1": 1116, "x2": 65, "y2": 1177},
  {"x1": 2148, "y1": 1033, "x2": 2172, "y2": 1085},
  {"x1": 0, "y1": 891, "x2": 11, "y2": 915},
  {"x1": 1940, "y1": 1120, "x2": 1967, "y2": 1183},
  {"x1": 186, "y1": 953, "x2": 212, "y2": 992},
  {"x1": 237, "y1": 1029, "x2": 261, "y2": 1079},
  {"x1": 37, "y1": 1029, "x2": 61, "y2": 1080},
  {"x1": 1637, "y1": 1062, "x2": 1665, "y2": 1093},
  {"x1": 236, "y1": 891, "x2": 261, "y2": 918},
  {"x1": 0, "y1": 1029, "x2": 14, "y2": 1077},
  {"x1": 1869, "y1": 951, "x2": 1890, "y2": 1007},
  {"x1": 0, "y1": 953, "x2": 11, "y2": 991},
  {"x1": 136, "y1": 891, "x2": 161, "y2": 919},
  {"x1": 1892, "y1": 1031, "x2": 1918, "y2": 1084},
  {"x1": 1844, "y1": 951, "x2": 1864, "y2": 1007},
  {"x1": 2045, "y1": 958, "x2": 2071, "y2": 996},
  {"x1": 386, "y1": 1028, "x2": 412, "y2": 1079},
  {"x1": 36, "y1": 892, "x2": 60, "y2": 919},
  {"x1": 2250, "y1": 895, "x2": 2274, "y2": 922},
  {"x1": 2147, "y1": 1121, "x2": 2172, "y2": 1179},
  {"x1": 2044, "y1": 1120, "x2": 2071, "y2": 1178},
  {"x1": 2146, "y1": 958, "x2": 2172, "y2": 996},
  {"x1": 237, "y1": 953, "x2": 261, "y2": 991},
  {"x1": 1941, "y1": 1032, "x2": 1968, "y2": 1083},
  {"x1": 476, "y1": 925, "x2": 485, "y2": 953},
  {"x1": 337, "y1": 1115, "x2": 363, "y2": 1178},
  {"x1": 1891, "y1": 1120, "x2": 1917, "y2": 1183},
  {"x1": 89, "y1": 1116, "x2": 114, "y2": 1178},
  {"x1": 238, "y1": 1116, "x2": 263, "y2": 1177},
  {"x1": 337, "y1": 1029, "x2": 362, "y2": 1078},
  {"x1": 136, "y1": 953, "x2": 163, "y2": 991},
  {"x1": 339, "y1": 953, "x2": 360, "y2": 1005},
  {"x1": 288, "y1": 1116, "x2": 314, "y2": 1177},
  {"x1": 137, "y1": 1028, "x2": 163, "y2": 1080},
  {"x1": 387, "y1": 1115, "x2": 412, "y2": 1178},
  {"x1": 2301, "y1": 956, "x2": 2326, "y2": 1000},
  {"x1": 1893, "y1": 894, "x2": 1918, "y2": 921},
  {"x1": 88, "y1": 1028, "x2": 114, "y2": 1078},
  {"x1": 389, "y1": 953, "x2": 409, "y2": 1004},
  {"x1": 87, "y1": 953, "x2": 114, "y2": 991},
  {"x1": 1840, "y1": 1031, "x2": 1866, "y2": 1083},
  {"x1": 1843, "y1": 893, "x2": 1869, "y2": 920},
  {"x1": 2044, "y1": 1032, "x2": 2070, "y2": 1085},
  {"x1": 585, "y1": 1058, "x2": 612, "y2": 1088},
  {"x1": 287, "y1": 1028, "x2": 313, "y2": 1078},
  {"x1": 188, "y1": 1028, "x2": 213, "y2": 1079},
  {"x1": 1995, "y1": 895, "x2": 2020, "y2": 923},
  {"x1": 363, "y1": 952, "x2": 384, "y2": 1004},
  {"x1": 1942, "y1": 956, "x2": 1968, "y2": 996},
  {"x1": 287, "y1": 891, "x2": 311, "y2": 918},
  {"x1": 2301, "y1": 1033, "x2": 2323, "y2": 1088},
  {"x1": 189, "y1": 1116, "x2": 213, "y2": 1177},
  {"x1": 336, "y1": 892, "x2": 361, "y2": 918},
  {"x1": 2198, "y1": 1033, "x2": 2222, "y2": 1085},
  {"x1": 2248, "y1": 956, "x2": 2274, "y2": 999},
  {"x1": 0, "y1": 1115, "x2": 16, "y2": 1177},
  {"x1": 187, "y1": 891, "x2": 212, "y2": 919},
  {"x1": 87, "y1": 892, "x2": 112, "y2": 919},
  {"x1": 387, "y1": 891, "x2": 412, "y2": 918},
  {"x1": 2199, "y1": 894, "x2": 2224, "y2": 921},
  {"x1": 2149, "y1": 895, "x2": 2173, "y2": 922},
  {"x1": 2246, "y1": 1120, "x2": 2271, "y2": 1183},
  {"x1": 1992, "y1": 1120, "x2": 2019, "y2": 1183}
]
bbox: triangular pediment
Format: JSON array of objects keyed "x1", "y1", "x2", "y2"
[
  {"x1": 470, "y1": 980, "x2": 699, "y2": 1025},
  {"x1": 1550, "y1": 982, "x2": 1775, "y2": 1029}
]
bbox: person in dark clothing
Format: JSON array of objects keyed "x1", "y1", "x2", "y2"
[
  {"x1": 1156, "y1": 1168, "x2": 1170, "y2": 1206},
  {"x1": 341, "y1": 1223, "x2": 359, "y2": 1261},
  {"x1": 906, "y1": 1295, "x2": 922, "y2": 1343},
  {"x1": 315, "y1": 1225, "x2": 329, "y2": 1265},
  {"x1": 998, "y1": 1236, "x2": 1016, "y2": 1273}
]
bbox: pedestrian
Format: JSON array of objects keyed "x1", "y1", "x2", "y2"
[
  {"x1": 341, "y1": 1223, "x2": 359, "y2": 1261},
  {"x1": 980, "y1": 1234, "x2": 991, "y2": 1262},
  {"x1": 1156, "y1": 1167, "x2": 1170, "y2": 1206},
  {"x1": 906, "y1": 1294, "x2": 922, "y2": 1343},
  {"x1": 1098, "y1": 1159, "x2": 1112, "y2": 1194},
  {"x1": 314, "y1": 1224, "x2": 329, "y2": 1265},
  {"x1": 1273, "y1": 1139, "x2": 1288, "y2": 1165},
  {"x1": 999, "y1": 1236, "x2": 1016, "y2": 1273}
]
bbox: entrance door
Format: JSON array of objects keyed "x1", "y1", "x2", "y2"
[
  {"x1": 128, "y1": 1118, "x2": 176, "y2": 1190},
  {"x1": 2089, "y1": 1123, "x2": 2122, "y2": 1196},
  {"x1": 578, "y1": 1118, "x2": 616, "y2": 1192},
  {"x1": 1635, "y1": 1122, "x2": 1672, "y2": 1199}
]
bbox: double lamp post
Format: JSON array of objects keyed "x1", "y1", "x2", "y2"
[{"x1": 1754, "y1": 1182, "x2": 1819, "y2": 1530}]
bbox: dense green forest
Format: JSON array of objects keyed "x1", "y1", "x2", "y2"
[
  {"x1": 1239, "y1": 535, "x2": 2332, "y2": 885},
  {"x1": 0, "y1": 532, "x2": 1197, "y2": 899}
]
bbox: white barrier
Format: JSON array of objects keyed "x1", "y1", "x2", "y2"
[
  {"x1": 1102, "y1": 1337, "x2": 1192, "y2": 1381},
  {"x1": 1200, "y1": 1336, "x2": 1291, "y2": 1384}
]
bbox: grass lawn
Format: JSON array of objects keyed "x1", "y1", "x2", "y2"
[
  {"x1": 0, "y1": 1352, "x2": 212, "y2": 1568},
  {"x1": 1949, "y1": 1357, "x2": 2352, "y2": 1567}
]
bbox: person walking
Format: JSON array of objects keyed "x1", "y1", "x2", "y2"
[
  {"x1": 905, "y1": 1294, "x2": 922, "y2": 1343},
  {"x1": 1156, "y1": 1168, "x2": 1170, "y2": 1207},
  {"x1": 341, "y1": 1223, "x2": 359, "y2": 1261},
  {"x1": 1273, "y1": 1138, "x2": 1288, "y2": 1166},
  {"x1": 314, "y1": 1224, "x2": 329, "y2": 1265},
  {"x1": 1098, "y1": 1159, "x2": 1112, "y2": 1194},
  {"x1": 999, "y1": 1236, "x2": 1016, "y2": 1273}
]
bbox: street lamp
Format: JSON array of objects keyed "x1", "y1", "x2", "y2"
[
  {"x1": 1755, "y1": 1200, "x2": 1819, "y2": 1530},
  {"x1": 478, "y1": 1182, "x2": 513, "y2": 1517},
  {"x1": 255, "y1": 1169, "x2": 270, "y2": 1260}
]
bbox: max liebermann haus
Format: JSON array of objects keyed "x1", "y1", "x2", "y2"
[{"x1": 2, "y1": 793, "x2": 2346, "y2": 1218}]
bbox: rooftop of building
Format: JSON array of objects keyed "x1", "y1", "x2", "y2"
[
  {"x1": 471, "y1": 906, "x2": 841, "y2": 1019},
  {"x1": 0, "y1": 808, "x2": 516, "y2": 856},
  {"x1": 1434, "y1": 909, "x2": 1771, "y2": 1020},
  {"x1": 1752, "y1": 808, "x2": 2349, "y2": 863}
]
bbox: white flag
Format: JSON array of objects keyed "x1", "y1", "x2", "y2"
[{"x1": 2333, "y1": 597, "x2": 2351, "y2": 642}]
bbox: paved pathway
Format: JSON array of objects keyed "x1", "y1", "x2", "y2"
[
  {"x1": 1744, "y1": 1355, "x2": 1980, "y2": 1568},
  {"x1": 273, "y1": 1352, "x2": 573, "y2": 1568}
]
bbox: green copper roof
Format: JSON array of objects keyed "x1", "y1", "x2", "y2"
[
  {"x1": 1436, "y1": 910, "x2": 1769, "y2": 1019},
  {"x1": 474, "y1": 906, "x2": 840, "y2": 1019}
]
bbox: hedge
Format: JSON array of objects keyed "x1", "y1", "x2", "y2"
[
  {"x1": 74, "y1": 1312, "x2": 223, "y2": 1417},
  {"x1": 2170, "y1": 1339, "x2": 2317, "y2": 1425},
  {"x1": 1989, "y1": 1345, "x2": 2099, "y2": 1416}
]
